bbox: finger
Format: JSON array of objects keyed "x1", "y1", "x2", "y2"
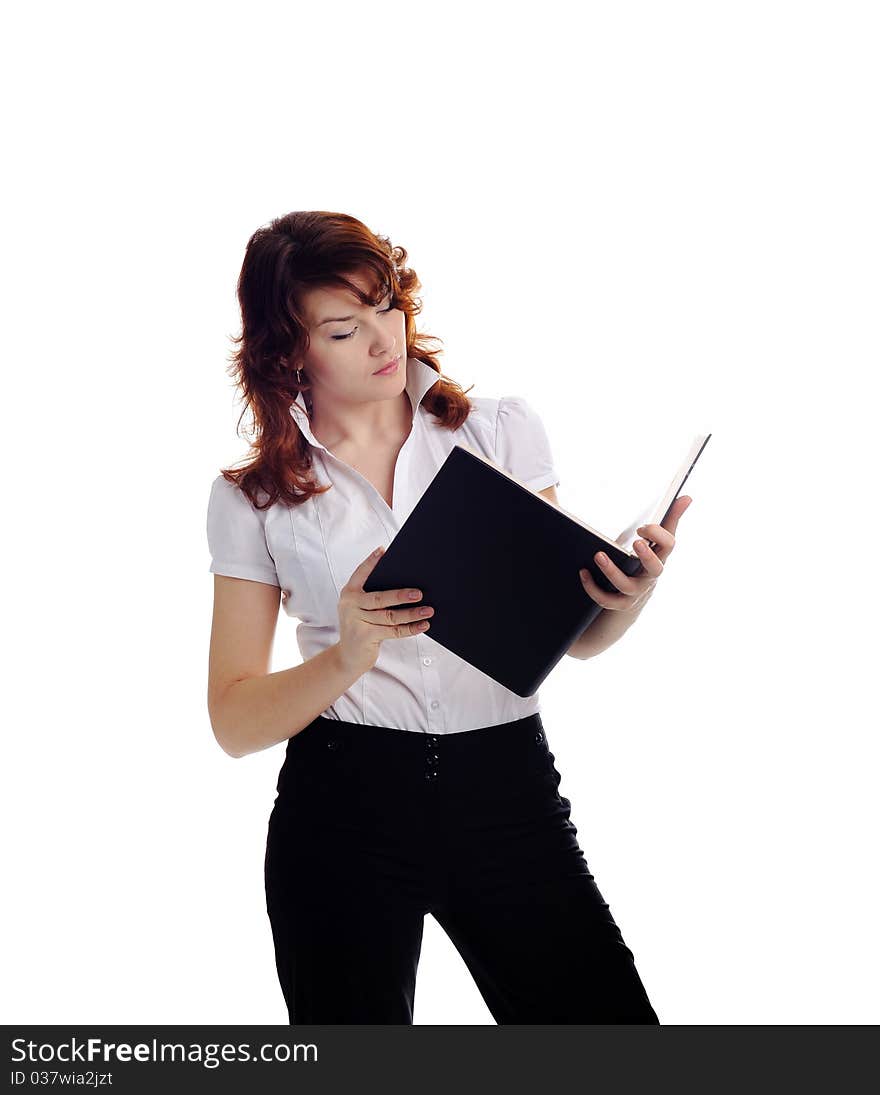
[
  {"x1": 579, "y1": 566, "x2": 634, "y2": 611},
  {"x1": 631, "y1": 538, "x2": 665, "y2": 577},
  {"x1": 637, "y1": 524, "x2": 672, "y2": 553},
  {"x1": 350, "y1": 546, "x2": 425, "y2": 609},
  {"x1": 665, "y1": 494, "x2": 691, "y2": 534},
  {"x1": 370, "y1": 602, "x2": 434, "y2": 628},
  {"x1": 636, "y1": 496, "x2": 690, "y2": 561},
  {"x1": 359, "y1": 606, "x2": 433, "y2": 637},
  {"x1": 360, "y1": 583, "x2": 427, "y2": 612},
  {"x1": 643, "y1": 496, "x2": 691, "y2": 542},
  {"x1": 592, "y1": 551, "x2": 642, "y2": 596}
]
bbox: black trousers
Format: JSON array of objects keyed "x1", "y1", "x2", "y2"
[{"x1": 264, "y1": 712, "x2": 660, "y2": 1024}]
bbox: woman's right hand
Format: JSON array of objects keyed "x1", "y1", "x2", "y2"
[{"x1": 335, "y1": 546, "x2": 434, "y2": 678}]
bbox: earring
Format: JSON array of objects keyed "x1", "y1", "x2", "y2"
[{"x1": 296, "y1": 368, "x2": 302, "y2": 384}]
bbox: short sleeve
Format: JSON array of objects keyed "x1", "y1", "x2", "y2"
[
  {"x1": 494, "y1": 395, "x2": 560, "y2": 491},
  {"x1": 206, "y1": 475, "x2": 281, "y2": 587}
]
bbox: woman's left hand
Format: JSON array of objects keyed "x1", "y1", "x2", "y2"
[{"x1": 579, "y1": 495, "x2": 693, "y2": 614}]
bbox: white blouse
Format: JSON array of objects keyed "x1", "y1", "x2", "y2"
[{"x1": 206, "y1": 355, "x2": 560, "y2": 734}]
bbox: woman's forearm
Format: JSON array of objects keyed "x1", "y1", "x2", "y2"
[
  {"x1": 567, "y1": 594, "x2": 653, "y2": 661},
  {"x1": 211, "y1": 643, "x2": 361, "y2": 758}
]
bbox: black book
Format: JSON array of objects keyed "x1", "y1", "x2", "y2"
[{"x1": 363, "y1": 433, "x2": 712, "y2": 697}]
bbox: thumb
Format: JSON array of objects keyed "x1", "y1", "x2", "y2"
[
  {"x1": 347, "y1": 545, "x2": 386, "y2": 591},
  {"x1": 360, "y1": 544, "x2": 386, "y2": 573}
]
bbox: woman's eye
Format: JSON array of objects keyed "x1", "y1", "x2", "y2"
[{"x1": 331, "y1": 299, "x2": 395, "y2": 340}]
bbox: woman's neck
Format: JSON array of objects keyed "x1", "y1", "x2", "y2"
[{"x1": 310, "y1": 390, "x2": 413, "y2": 452}]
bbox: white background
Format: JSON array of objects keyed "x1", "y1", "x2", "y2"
[{"x1": 3, "y1": 0, "x2": 877, "y2": 1025}]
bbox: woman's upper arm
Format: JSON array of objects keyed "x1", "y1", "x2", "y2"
[
  {"x1": 205, "y1": 474, "x2": 284, "y2": 727},
  {"x1": 535, "y1": 483, "x2": 560, "y2": 507},
  {"x1": 207, "y1": 575, "x2": 281, "y2": 727}
]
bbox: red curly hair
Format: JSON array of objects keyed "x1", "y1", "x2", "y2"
[{"x1": 219, "y1": 210, "x2": 475, "y2": 509}]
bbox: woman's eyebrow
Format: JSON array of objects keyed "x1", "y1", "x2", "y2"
[{"x1": 315, "y1": 291, "x2": 391, "y2": 326}]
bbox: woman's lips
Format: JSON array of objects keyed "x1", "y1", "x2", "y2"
[{"x1": 373, "y1": 355, "x2": 401, "y2": 376}]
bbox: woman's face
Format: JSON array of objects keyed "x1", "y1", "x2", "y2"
[{"x1": 296, "y1": 269, "x2": 407, "y2": 409}]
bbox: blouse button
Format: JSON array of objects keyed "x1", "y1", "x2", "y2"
[
  {"x1": 430, "y1": 700, "x2": 440, "y2": 709},
  {"x1": 422, "y1": 657, "x2": 432, "y2": 666}
]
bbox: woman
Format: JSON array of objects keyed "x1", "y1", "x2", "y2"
[{"x1": 206, "y1": 210, "x2": 690, "y2": 1024}]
